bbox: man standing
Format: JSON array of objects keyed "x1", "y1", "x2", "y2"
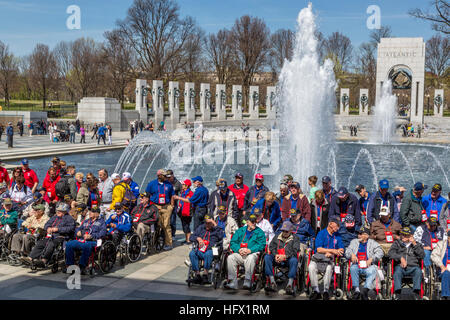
[
  {"x1": 97, "y1": 123, "x2": 106, "y2": 145},
  {"x1": 422, "y1": 183, "x2": 446, "y2": 221},
  {"x1": 400, "y1": 182, "x2": 427, "y2": 232},
  {"x1": 228, "y1": 172, "x2": 249, "y2": 225},
  {"x1": 366, "y1": 179, "x2": 400, "y2": 224},
  {"x1": 21, "y1": 159, "x2": 39, "y2": 194},
  {"x1": 243, "y1": 173, "x2": 269, "y2": 217},
  {"x1": 6, "y1": 122, "x2": 13, "y2": 148},
  {"x1": 29, "y1": 121, "x2": 34, "y2": 137},
  {"x1": 321, "y1": 176, "x2": 337, "y2": 203},
  {"x1": 17, "y1": 120, "x2": 23, "y2": 137},
  {"x1": 69, "y1": 122, "x2": 76, "y2": 144},
  {"x1": 98, "y1": 169, "x2": 114, "y2": 213},
  {"x1": 145, "y1": 169, "x2": 174, "y2": 251},
  {"x1": 355, "y1": 184, "x2": 371, "y2": 226},
  {"x1": 166, "y1": 169, "x2": 182, "y2": 239},
  {"x1": 329, "y1": 187, "x2": 361, "y2": 229}
]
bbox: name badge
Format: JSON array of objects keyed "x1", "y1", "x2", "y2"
[
  {"x1": 358, "y1": 260, "x2": 367, "y2": 269},
  {"x1": 97, "y1": 239, "x2": 102, "y2": 247},
  {"x1": 46, "y1": 233, "x2": 52, "y2": 239},
  {"x1": 447, "y1": 219, "x2": 450, "y2": 230},
  {"x1": 421, "y1": 210, "x2": 427, "y2": 222},
  {"x1": 133, "y1": 214, "x2": 141, "y2": 223},
  {"x1": 385, "y1": 231, "x2": 394, "y2": 243},
  {"x1": 212, "y1": 247, "x2": 219, "y2": 256},
  {"x1": 340, "y1": 213, "x2": 347, "y2": 223},
  {"x1": 447, "y1": 263, "x2": 450, "y2": 272},
  {"x1": 277, "y1": 248, "x2": 286, "y2": 255},
  {"x1": 47, "y1": 192, "x2": 52, "y2": 198},
  {"x1": 199, "y1": 240, "x2": 209, "y2": 253},
  {"x1": 158, "y1": 194, "x2": 166, "y2": 204},
  {"x1": 431, "y1": 238, "x2": 438, "y2": 249},
  {"x1": 334, "y1": 266, "x2": 341, "y2": 274},
  {"x1": 430, "y1": 210, "x2": 438, "y2": 219},
  {"x1": 240, "y1": 242, "x2": 248, "y2": 248}
]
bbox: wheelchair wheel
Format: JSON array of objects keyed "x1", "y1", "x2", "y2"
[
  {"x1": 127, "y1": 234, "x2": 142, "y2": 263},
  {"x1": 186, "y1": 265, "x2": 193, "y2": 287},
  {"x1": 51, "y1": 262, "x2": 58, "y2": 274},
  {"x1": 385, "y1": 261, "x2": 394, "y2": 300},
  {"x1": 99, "y1": 241, "x2": 117, "y2": 273},
  {"x1": 155, "y1": 227, "x2": 165, "y2": 253}
]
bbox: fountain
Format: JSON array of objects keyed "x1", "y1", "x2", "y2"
[{"x1": 370, "y1": 80, "x2": 398, "y2": 144}]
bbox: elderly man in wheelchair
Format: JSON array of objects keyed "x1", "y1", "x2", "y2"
[
  {"x1": 264, "y1": 220, "x2": 300, "y2": 295},
  {"x1": 64, "y1": 206, "x2": 106, "y2": 275},
  {"x1": 188, "y1": 214, "x2": 224, "y2": 285}
]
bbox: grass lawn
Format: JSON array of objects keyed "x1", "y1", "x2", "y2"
[{"x1": 0, "y1": 100, "x2": 75, "y2": 111}]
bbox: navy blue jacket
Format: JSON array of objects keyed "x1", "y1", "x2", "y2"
[
  {"x1": 329, "y1": 193, "x2": 361, "y2": 228},
  {"x1": 190, "y1": 185, "x2": 209, "y2": 208},
  {"x1": 337, "y1": 224, "x2": 358, "y2": 249},
  {"x1": 75, "y1": 217, "x2": 106, "y2": 240},
  {"x1": 189, "y1": 223, "x2": 224, "y2": 250},
  {"x1": 244, "y1": 184, "x2": 269, "y2": 211},
  {"x1": 251, "y1": 198, "x2": 281, "y2": 228},
  {"x1": 285, "y1": 217, "x2": 314, "y2": 244},
  {"x1": 44, "y1": 213, "x2": 76, "y2": 239}
]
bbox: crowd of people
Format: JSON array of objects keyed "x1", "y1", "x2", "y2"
[{"x1": 0, "y1": 158, "x2": 449, "y2": 300}]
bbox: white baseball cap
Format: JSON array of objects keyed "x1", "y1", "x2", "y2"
[
  {"x1": 111, "y1": 173, "x2": 120, "y2": 180},
  {"x1": 122, "y1": 172, "x2": 132, "y2": 179}
]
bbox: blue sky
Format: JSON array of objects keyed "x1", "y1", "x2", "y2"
[{"x1": 0, "y1": 0, "x2": 437, "y2": 56}]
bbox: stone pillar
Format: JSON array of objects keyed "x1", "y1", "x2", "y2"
[
  {"x1": 266, "y1": 86, "x2": 276, "y2": 119},
  {"x1": 215, "y1": 84, "x2": 226, "y2": 121},
  {"x1": 168, "y1": 81, "x2": 180, "y2": 127},
  {"x1": 200, "y1": 83, "x2": 211, "y2": 121},
  {"x1": 434, "y1": 89, "x2": 444, "y2": 117},
  {"x1": 135, "y1": 79, "x2": 148, "y2": 123},
  {"x1": 184, "y1": 82, "x2": 195, "y2": 123},
  {"x1": 232, "y1": 85, "x2": 243, "y2": 120},
  {"x1": 152, "y1": 80, "x2": 164, "y2": 125},
  {"x1": 340, "y1": 88, "x2": 350, "y2": 115},
  {"x1": 249, "y1": 86, "x2": 259, "y2": 119},
  {"x1": 359, "y1": 89, "x2": 369, "y2": 115}
]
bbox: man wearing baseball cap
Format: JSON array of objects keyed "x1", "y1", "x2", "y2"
[
  {"x1": 131, "y1": 192, "x2": 158, "y2": 242},
  {"x1": 280, "y1": 181, "x2": 311, "y2": 223},
  {"x1": 165, "y1": 169, "x2": 182, "y2": 240},
  {"x1": 122, "y1": 172, "x2": 140, "y2": 199},
  {"x1": 243, "y1": 173, "x2": 268, "y2": 220},
  {"x1": 175, "y1": 176, "x2": 209, "y2": 233},
  {"x1": 413, "y1": 216, "x2": 445, "y2": 268},
  {"x1": 355, "y1": 185, "x2": 371, "y2": 224},
  {"x1": 329, "y1": 186, "x2": 362, "y2": 230},
  {"x1": 287, "y1": 208, "x2": 314, "y2": 256},
  {"x1": 0, "y1": 198, "x2": 18, "y2": 237},
  {"x1": 369, "y1": 204, "x2": 402, "y2": 255},
  {"x1": 422, "y1": 183, "x2": 446, "y2": 221},
  {"x1": 145, "y1": 169, "x2": 175, "y2": 251},
  {"x1": 400, "y1": 182, "x2": 427, "y2": 232},
  {"x1": 251, "y1": 191, "x2": 282, "y2": 230},
  {"x1": 21, "y1": 158, "x2": 38, "y2": 194},
  {"x1": 228, "y1": 172, "x2": 249, "y2": 226},
  {"x1": 345, "y1": 226, "x2": 383, "y2": 300},
  {"x1": 388, "y1": 226, "x2": 425, "y2": 300},
  {"x1": 210, "y1": 179, "x2": 238, "y2": 220},
  {"x1": 367, "y1": 179, "x2": 400, "y2": 225},
  {"x1": 321, "y1": 176, "x2": 337, "y2": 203},
  {"x1": 6, "y1": 122, "x2": 13, "y2": 148},
  {"x1": 264, "y1": 220, "x2": 300, "y2": 295},
  {"x1": 224, "y1": 213, "x2": 266, "y2": 290},
  {"x1": 29, "y1": 202, "x2": 75, "y2": 267}
]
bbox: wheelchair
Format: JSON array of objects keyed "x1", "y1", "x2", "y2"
[
  {"x1": 8, "y1": 227, "x2": 44, "y2": 266},
  {"x1": 64, "y1": 237, "x2": 118, "y2": 276},
  {"x1": 304, "y1": 252, "x2": 347, "y2": 300},
  {"x1": 186, "y1": 242, "x2": 223, "y2": 288},
  {"x1": 30, "y1": 236, "x2": 66, "y2": 273},
  {"x1": 343, "y1": 259, "x2": 384, "y2": 300},
  {"x1": 140, "y1": 223, "x2": 164, "y2": 255},
  {"x1": 260, "y1": 250, "x2": 302, "y2": 297},
  {"x1": 0, "y1": 225, "x2": 18, "y2": 264},
  {"x1": 117, "y1": 231, "x2": 142, "y2": 266},
  {"x1": 221, "y1": 249, "x2": 265, "y2": 293},
  {"x1": 384, "y1": 258, "x2": 428, "y2": 300}
]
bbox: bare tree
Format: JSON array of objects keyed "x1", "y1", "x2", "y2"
[
  {"x1": 29, "y1": 44, "x2": 58, "y2": 109},
  {"x1": 179, "y1": 22, "x2": 205, "y2": 82},
  {"x1": 269, "y1": 29, "x2": 294, "y2": 74},
  {"x1": 103, "y1": 30, "x2": 137, "y2": 107},
  {"x1": 426, "y1": 34, "x2": 450, "y2": 80},
  {"x1": 53, "y1": 41, "x2": 76, "y2": 102},
  {"x1": 324, "y1": 32, "x2": 353, "y2": 73},
  {"x1": 230, "y1": 15, "x2": 271, "y2": 105},
  {"x1": 71, "y1": 37, "x2": 104, "y2": 98},
  {"x1": 117, "y1": 0, "x2": 197, "y2": 79},
  {"x1": 355, "y1": 42, "x2": 377, "y2": 106},
  {"x1": 369, "y1": 25, "x2": 393, "y2": 45},
  {"x1": 409, "y1": 0, "x2": 450, "y2": 34},
  {"x1": 0, "y1": 41, "x2": 19, "y2": 108},
  {"x1": 205, "y1": 28, "x2": 234, "y2": 85}
]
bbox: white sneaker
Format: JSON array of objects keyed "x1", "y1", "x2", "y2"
[
  {"x1": 224, "y1": 279, "x2": 238, "y2": 290},
  {"x1": 243, "y1": 279, "x2": 251, "y2": 290},
  {"x1": 184, "y1": 259, "x2": 191, "y2": 267}
]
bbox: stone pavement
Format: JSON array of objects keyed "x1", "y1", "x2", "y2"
[{"x1": 0, "y1": 232, "x2": 307, "y2": 300}]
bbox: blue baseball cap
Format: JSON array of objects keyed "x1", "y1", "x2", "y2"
[
  {"x1": 413, "y1": 182, "x2": 428, "y2": 191},
  {"x1": 21, "y1": 158, "x2": 29, "y2": 165},
  {"x1": 191, "y1": 176, "x2": 203, "y2": 183},
  {"x1": 322, "y1": 176, "x2": 331, "y2": 183},
  {"x1": 337, "y1": 186, "x2": 349, "y2": 197},
  {"x1": 379, "y1": 179, "x2": 389, "y2": 189}
]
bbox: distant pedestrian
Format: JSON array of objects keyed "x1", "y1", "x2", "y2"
[
  {"x1": 350, "y1": 125, "x2": 354, "y2": 136},
  {"x1": 0, "y1": 124, "x2": 3, "y2": 141},
  {"x1": 80, "y1": 125, "x2": 86, "y2": 143},
  {"x1": 354, "y1": 125, "x2": 358, "y2": 137},
  {"x1": 130, "y1": 122, "x2": 135, "y2": 139},
  {"x1": 28, "y1": 121, "x2": 34, "y2": 137},
  {"x1": 107, "y1": 125, "x2": 112, "y2": 145},
  {"x1": 6, "y1": 122, "x2": 13, "y2": 148},
  {"x1": 97, "y1": 123, "x2": 106, "y2": 145},
  {"x1": 91, "y1": 123, "x2": 98, "y2": 140},
  {"x1": 17, "y1": 121, "x2": 23, "y2": 137},
  {"x1": 417, "y1": 125, "x2": 421, "y2": 139}
]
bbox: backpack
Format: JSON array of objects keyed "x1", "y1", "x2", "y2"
[
  {"x1": 116, "y1": 182, "x2": 137, "y2": 212},
  {"x1": 55, "y1": 176, "x2": 71, "y2": 199}
]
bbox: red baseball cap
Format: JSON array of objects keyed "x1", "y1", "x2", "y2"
[
  {"x1": 182, "y1": 179, "x2": 192, "y2": 187},
  {"x1": 255, "y1": 173, "x2": 264, "y2": 180}
]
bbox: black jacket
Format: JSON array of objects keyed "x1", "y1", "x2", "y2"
[
  {"x1": 131, "y1": 203, "x2": 158, "y2": 225},
  {"x1": 189, "y1": 224, "x2": 224, "y2": 250},
  {"x1": 44, "y1": 213, "x2": 76, "y2": 239},
  {"x1": 388, "y1": 239, "x2": 425, "y2": 268},
  {"x1": 269, "y1": 233, "x2": 300, "y2": 259}
]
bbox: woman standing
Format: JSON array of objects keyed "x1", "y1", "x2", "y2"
[{"x1": 80, "y1": 125, "x2": 86, "y2": 143}]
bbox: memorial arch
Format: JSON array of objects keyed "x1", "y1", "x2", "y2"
[{"x1": 375, "y1": 38, "x2": 425, "y2": 125}]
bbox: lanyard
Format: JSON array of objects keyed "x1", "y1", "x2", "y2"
[
  {"x1": 383, "y1": 223, "x2": 392, "y2": 233},
  {"x1": 339, "y1": 201, "x2": 348, "y2": 214},
  {"x1": 431, "y1": 199, "x2": 437, "y2": 211},
  {"x1": 290, "y1": 196, "x2": 298, "y2": 209},
  {"x1": 203, "y1": 231, "x2": 211, "y2": 242},
  {"x1": 158, "y1": 183, "x2": 165, "y2": 195},
  {"x1": 277, "y1": 239, "x2": 287, "y2": 250},
  {"x1": 242, "y1": 229, "x2": 254, "y2": 243},
  {"x1": 327, "y1": 233, "x2": 336, "y2": 249},
  {"x1": 254, "y1": 186, "x2": 262, "y2": 199},
  {"x1": 51, "y1": 217, "x2": 62, "y2": 228}
]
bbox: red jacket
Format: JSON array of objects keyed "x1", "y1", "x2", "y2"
[
  {"x1": 178, "y1": 189, "x2": 194, "y2": 217},
  {"x1": 23, "y1": 168, "x2": 39, "y2": 189},
  {"x1": 43, "y1": 175, "x2": 61, "y2": 203},
  {"x1": 281, "y1": 194, "x2": 311, "y2": 222},
  {"x1": 0, "y1": 167, "x2": 10, "y2": 185},
  {"x1": 228, "y1": 183, "x2": 249, "y2": 210}
]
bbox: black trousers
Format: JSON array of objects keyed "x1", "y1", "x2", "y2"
[{"x1": 30, "y1": 237, "x2": 64, "y2": 260}]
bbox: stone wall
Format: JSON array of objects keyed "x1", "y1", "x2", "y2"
[{"x1": 0, "y1": 111, "x2": 47, "y2": 132}]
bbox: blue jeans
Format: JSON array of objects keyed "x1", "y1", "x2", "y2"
[
  {"x1": 441, "y1": 270, "x2": 450, "y2": 297},
  {"x1": 264, "y1": 254, "x2": 298, "y2": 279},
  {"x1": 350, "y1": 263, "x2": 377, "y2": 289},
  {"x1": 189, "y1": 249, "x2": 213, "y2": 271},
  {"x1": 69, "y1": 132, "x2": 75, "y2": 143},
  {"x1": 424, "y1": 250, "x2": 432, "y2": 267},
  {"x1": 65, "y1": 240, "x2": 97, "y2": 267},
  {"x1": 393, "y1": 265, "x2": 422, "y2": 292}
]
